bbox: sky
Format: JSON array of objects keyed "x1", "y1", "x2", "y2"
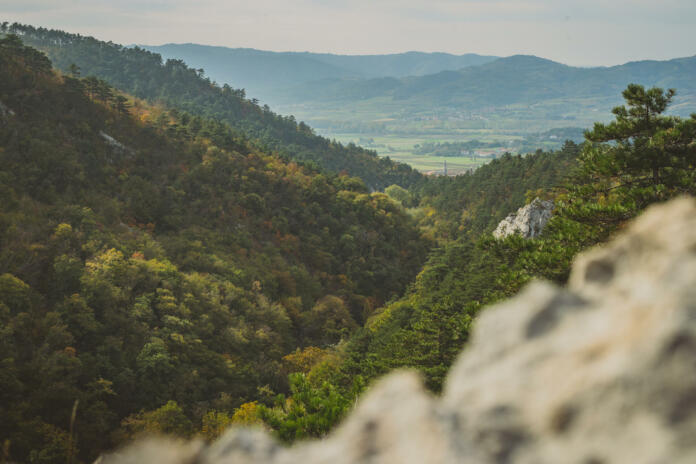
[{"x1": 1, "y1": 0, "x2": 695, "y2": 66}]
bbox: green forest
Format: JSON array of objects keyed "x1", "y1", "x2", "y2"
[
  {"x1": 1, "y1": 22, "x2": 695, "y2": 464},
  {"x1": 2, "y1": 23, "x2": 421, "y2": 192}
]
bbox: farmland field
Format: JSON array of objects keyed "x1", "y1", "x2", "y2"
[
  {"x1": 275, "y1": 99, "x2": 593, "y2": 175},
  {"x1": 327, "y1": 133, "x2": 500, "y2": 175}
]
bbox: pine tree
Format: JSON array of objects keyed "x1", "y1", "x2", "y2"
[
  {"x1": 69, "y1": 63, "x2": 80, "y2": 78},
  {"x1": 95, "y1": 80, "x2": 114, "y2": 103},
  {"x1": 113, "y1": 95, "x2": 131, "y2": 116},
  {"x1": 567, "y1": 84, "x2": 696, "y2": 225},
  {"x1": 83, "y1": 76, "x2": 100, "y2": 99}
]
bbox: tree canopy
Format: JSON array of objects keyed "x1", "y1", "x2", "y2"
[
  {"x1": 2, "y1": 23, "x2": 422, "y2": 190},
  {"x1": 2, "y1": 26, "x2": 695, "y2": 464},
  {"x1": 566, "y1": 84, "x2": 696, "y2": 226},
  {"x1": 0, "y1": 35, "x2": 428, "y2": 463}
]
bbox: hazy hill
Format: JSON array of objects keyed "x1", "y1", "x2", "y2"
[
  {"x1": 278, "y1": 54, "x2": 696, "y2": 116},
  {"x1": 139, "y1": 44, "x2": 361, "y2": 101},
  {"x1": 306, "y1": 51, "x2": 498, "y2": 78},
  {"x1": 141, "y1": 44, "x2": 497, "y2": 103}
]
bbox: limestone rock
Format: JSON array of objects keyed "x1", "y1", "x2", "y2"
[
  {"x1": 100, "y1": 130, "x2": 133, "y2": 155},
  {"x1": 0, "y1": 99, "x2": 15, "y2": 118},
  {"x1": 493, "y1": 198, "x2": 554, "y2": 239},
  {"x1": 102, "y1": 197, "x2": 696, "y2": 464},
  {"x1": 98, "y1": 438, "x2": 203, "y2": 464}
]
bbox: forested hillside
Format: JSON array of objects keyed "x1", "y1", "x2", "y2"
[
  {"x1": 0, "y1": 35, "x2": 429, "y2": 462},
  {"x1": 2, "y1": 19, "x2": 695, "y2": 464},
  {"x1": 280, "y1": 83, "x2": 696, "y2": 423},
  {"x1": 411, "y1": 143, "x2": 580, "y2": 241},
  {"x1": 327, "y1": 144, "x2": 580, "y2": 391},
  {"x1": 1, "y1": 22, "x2": 421, "y2": 190}
]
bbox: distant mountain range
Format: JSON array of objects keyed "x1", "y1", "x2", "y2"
[
  {"x1": 278, "y1": 54, "x2": 696, "y2": 113},
  {"x1": 140, "y1": 44, "x2": 498, "y2": 102},
  {"x1": 138, "y1": 45, "x2": 696, "y2": 124}
]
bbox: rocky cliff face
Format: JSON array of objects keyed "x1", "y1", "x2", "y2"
[
  {"x1": 493, "y1": 198, "x2": 554, "y2": 239},
  {"x1": 102, "y1": 197, "x2": 696, "y2": 464}
]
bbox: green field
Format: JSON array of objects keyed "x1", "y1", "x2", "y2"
[
  {"x1": 327, "y1": 133, "x2": 500, "y2": 174},
  {"x1": 387, "y1": 154, "x2": 483, "y2": 175},
  {"x1": 275, "y1": 99, "x2": 594, "y2": 175}
]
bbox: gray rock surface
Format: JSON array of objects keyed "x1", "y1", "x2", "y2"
[
  {"x1": 0, "y1": 99, "x2": 15, "y2": 118},
  {"x1": 100, "y1": 131, "x2": 133, "y2": 155},
  {"x1": 493, "y1": 198, "x2": 554, "y2": 239},
  {"x1": 101, "y1": 197, "x2": 696, "y2": 464}
]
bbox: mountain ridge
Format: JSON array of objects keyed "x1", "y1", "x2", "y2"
[
  {"x1": 139, "y1": 43, "x2": 498, "y2": 102},
  {"x1": 277, "y1": 53, "x2": 696, "y2": 118}
]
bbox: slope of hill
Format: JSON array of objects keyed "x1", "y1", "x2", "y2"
[
  {"x1": 332, "y1": 144, "x2": 581, "y2": 391},
  {"x1": 140, "y1": 44, "x2": 497, "y2": 103},
  {"x1": 139, "y1": 44, "x2": 360, "y2": 102},
  {"x1": 0, "y1": 35, "x2": 429, "y2": 462},
  {"x1": 2, "y1": 22, "x2": 421, "y2": 190},
  {"x1": 94, "y1": 196, "x2": 696, "y2": 464},
  {"x1": 413, "y1": 142, "x2": 580, "y2": 240},
  {"x1": 324, "y1": 84, "x2": 696, "y2": 403}
]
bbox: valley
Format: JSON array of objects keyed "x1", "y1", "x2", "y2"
[
  {"x1": 268, "y1": 98, "x2": 591, "y2": 175},
  {"x1": 140, "y1": 44, "x2": 696, "y2": 174},
  {"x1": 0, "y1": 12, "x2": 695, "y2": 464}
]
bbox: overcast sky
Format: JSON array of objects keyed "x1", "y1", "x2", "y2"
[{"x1": 2, "y1": 0, "x2": 695, "y2": 66}]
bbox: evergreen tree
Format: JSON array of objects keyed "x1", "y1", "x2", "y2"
[
  {"x1": 68, "y1": 63, "x2": 80, "y2": 78},
  {"x1": 113, "y1": 95, "x2": 131, "y2": 116},
  {"x1": 568, "y1": 84, "x2": 696, "y2": 225}
]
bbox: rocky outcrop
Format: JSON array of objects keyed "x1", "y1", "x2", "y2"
[
  {"x1": 100, "y1": 131, "x2": 133, "y2": 155},
  {"x1": 102, "y1": 197, "x2": 696, "y2": 464},
  {"x1": 0, "y1": 99, "x2": 15, "y2": 118},
  {"x1": 493, "y1": 198, "x2": 554, "y2": 239}
]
